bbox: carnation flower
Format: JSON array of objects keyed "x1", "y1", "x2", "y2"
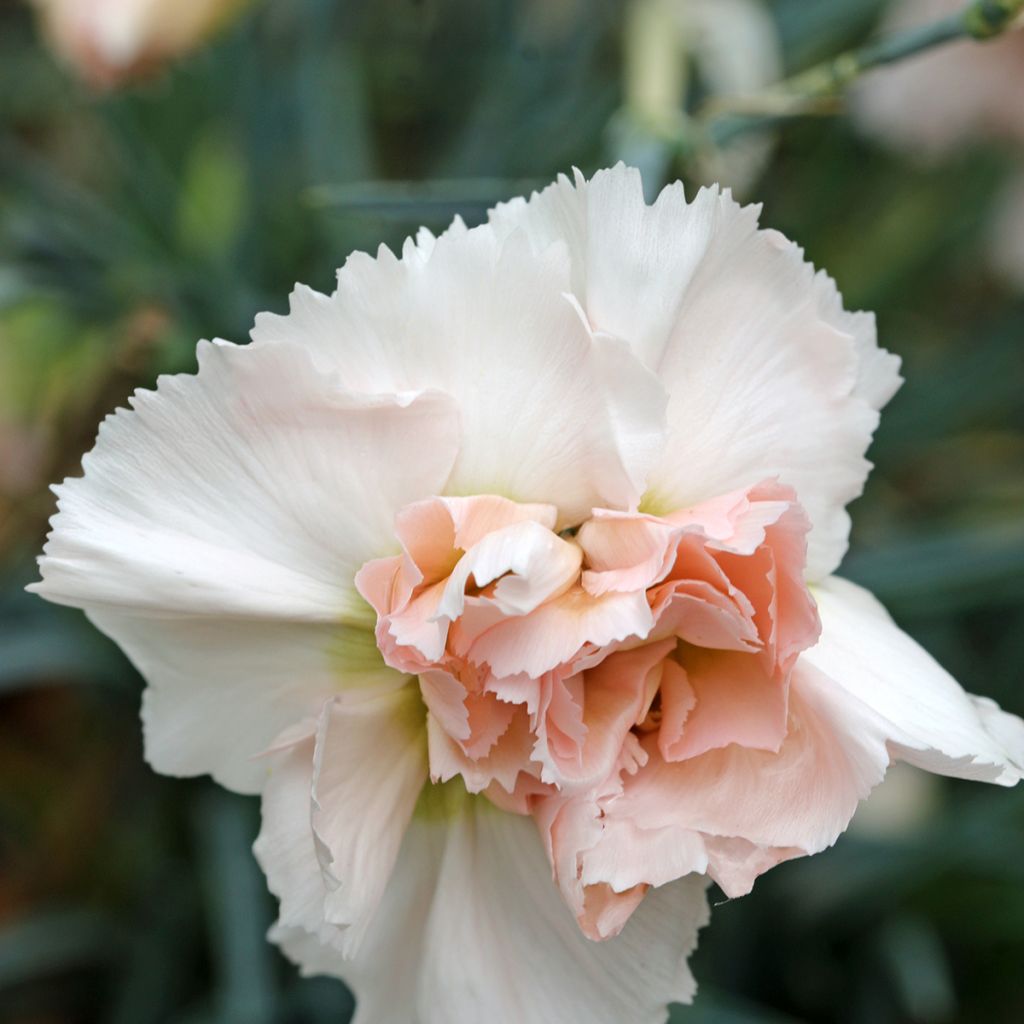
[
  {"x1": 32, "y1": 165, "x2": 1024, "y2": 1022},
  {"x1": 32, "y1": 0, "x2": 251, "y2": 88}
]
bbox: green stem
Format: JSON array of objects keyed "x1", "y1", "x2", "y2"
[{"x1": 703, "y1": 0, "x2": 1024, "y2": 145}]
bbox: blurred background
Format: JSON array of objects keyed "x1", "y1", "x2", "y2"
[{"x1": 1, "y1": 0, "x2": 1023, "y2": 1021}]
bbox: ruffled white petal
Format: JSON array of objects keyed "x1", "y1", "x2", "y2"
[
  {"x1": 489, "y1": 165, "x2": 902, "y2": 578},
  {"x1": 271, "y1": 802, "x2": 709, "y2": 1024},
  {"x1": 269, "y1": 822, "x2": 445, "y2": 1023},
  {"x1": 416, "y1": 809, "x2": 707, "y2": 1024},
  {"x1": 311, "y1": 689, "x2": 428, "y2": 954},
  {"x1": 252, "y1": 222, "x2": 667, "y2": 523},
  {"x1": 804, "y1": 576, "x2": 1024, "y2": 784},
  {"x1": 32, "y1": 339, "x2": 461, "y2": 625},
  {"x1": 90, "y1": 611, "x2": 401, "y2": 794},
  {"x1": 255, "y1": 686, "x2": 427, "y2": 957}
]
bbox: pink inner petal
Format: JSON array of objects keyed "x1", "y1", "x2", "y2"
[{"x1": 358, "y1": 481, "x2": 822, "y2": 938}]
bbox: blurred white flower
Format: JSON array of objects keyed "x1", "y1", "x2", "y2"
[
  {"x1": 616, "y1": 0, "x2": 782, "y2": 195},
  {"x1": 33, "y1": 0, "x2": 251, "y2": 88},
  {"x1": 32, "y1": 166, "x2": 1024, "y2": 1022}
]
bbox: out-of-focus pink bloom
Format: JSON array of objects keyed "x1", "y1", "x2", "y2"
[
  {"x1": 32, "y1": 166, "x2": 1024, "y2": 1023},
  {"x1": 852, "y1": 0, "x2": 1024, "y2": 157},
  {"x1": 853, "y1": 1, "x2": 1024, "y2": 287},
  {"x1": 33, "y1": 0, "x2": 250, "y2": 88}
]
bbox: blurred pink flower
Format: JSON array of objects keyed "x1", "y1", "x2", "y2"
[
  {"x1": 33, "y1": 0, "x2": 250, "y2": 88},
  {"x1": 32, "y1": 166, "x2": 1024, "y2": 1022},
  {"x1": 853, "y1": 1, "x2": 1024, "y2": 288},
  {"x1": 852, "y1": 0, "x2": 1024, "y2": 157}
]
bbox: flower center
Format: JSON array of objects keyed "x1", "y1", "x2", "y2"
[{"x1": 356, "y1": 485, "x2": 820, "y2": 809}]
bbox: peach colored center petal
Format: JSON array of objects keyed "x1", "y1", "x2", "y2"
[{"x1": 356, "y1": 482, "x2": 820, "y2": 937}]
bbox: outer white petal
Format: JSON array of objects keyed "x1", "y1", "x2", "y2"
[
  {"x1": 312, "y1": 689, "x2": 428, "y2": 955},
  {"x1": 255, "y1": 686, "x2": 427, "y2": 958},
  {"x1": 252, "y1": 224, "x2": 667, "y2": 523},
  {"x1": 489, "y1": 165, "x2": 902, "y2": 577},
  {"x1": 804, "y1": 576, "x2": 1024, "y2": 784},
  {"x1": 31, "y1": 339, "x2": 461, "y2": 625},
  {"x1": 271, "y1": 803, "x2": 709, "y2": 1024},
  {"x1": 89, "y1": 611, "x2": 401, "y2": 794},
  {"x1": 269, "y1": 818, "x2": 447, "y2": 1024},
  {"x1": 415, "y1": 809, "x2": 708, "y2": 1024}
]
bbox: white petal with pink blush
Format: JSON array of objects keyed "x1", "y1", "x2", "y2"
[{"x1": 32, "y1": 166, "x2": 1022, "y2": 1024}]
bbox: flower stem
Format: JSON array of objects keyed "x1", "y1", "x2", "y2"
[{"x1": 702, "y1": 0, "x2": 1024, "y2": 145}]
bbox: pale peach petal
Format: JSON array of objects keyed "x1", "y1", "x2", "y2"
[
  {"x1": 611, "y1": 665, "x2": 892, "y2": 856},
  {"x1": 578, "y1": 511, "x2": 679, "y2": 595},
  {"x1": 444, "y1": 494, "x2": 559, "y2": 547},
  {"x1": 362, "y1": 497, "x2": 587, "y2": 681},
  {"x1": 581, "y1": 818, "x2": 708, "y2": 895},
  {"x1": 396, "y1": 495, "x2": 557, "y2": 583},
  {"x1": 465, "y1": 587, "x2": 655, "y2": 679},
  {"x1": 649, "y1": 579, "x2": 759, "y2": 652},
  {"x1": 655, "y1": 658, "x2": 695, "y2": 757},
  {"x1": 427, "y1": 705, "x2": 539, "y2": 795},
  {"x1": 351, "y1": 556, "x2": 400, "y2": 618},
  {"x1": 437, "y1": 520, "x2": 581, "y2": 621},
  {"x1": 535, "y1": 641, "x2": 676, "y2": 791},
  {"x1": 710, "y1": 481, "x2": 820, "y2": 671},
  {"x1": 380, "y1": 580, "x2": 450, "y2": 669},
  {"x1": 579, "y1": 883, "x2": 649, "y2": 943},
  {"x1": 663, "y1": 647, "x2": 787, "y2": 759},
  {"x1": 483, "y1": 671, "x2": 543, "y2": 717},
  {"x1": 702, "y1": 836, "x2": 803, "y2": 899},
  {"x1": 545, "y1": 662, "x2": 893, "y2": 921},
  {"x1": 418, "y1": 670, "x2": 474, "y2": 744}
]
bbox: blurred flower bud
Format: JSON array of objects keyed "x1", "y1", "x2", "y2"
[{"x1": 32, "y1": 0, "x2": 252, "y2": 89}]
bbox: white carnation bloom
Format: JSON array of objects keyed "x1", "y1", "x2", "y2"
[{"x1": 32, "y1": 166, "x2": 1024, "y2": 1023}]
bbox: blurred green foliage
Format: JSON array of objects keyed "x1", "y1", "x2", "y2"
[{"x1": 1, "y1": 0, "x2": 1022, "y2": 1022}]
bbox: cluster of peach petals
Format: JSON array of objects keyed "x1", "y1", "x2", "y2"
[{"x1": 359, "y1": 485, "x2": 818, "y2": 936}]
